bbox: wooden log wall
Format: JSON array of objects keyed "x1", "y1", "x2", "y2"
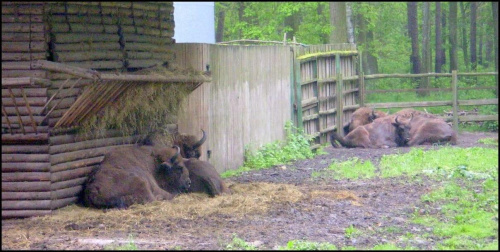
[
  {"x1": 44, "y1": 2, "x2": 175, "y2": 128},
  {"x1": 2, "y1": 1, "x2": 175, "y2": 218},
  {"x1": 2, "y1": 128, "x2": 143, "y2": 218},
  {"x1": 2, "y1": 2, "x2": 49, "y2": 79}
]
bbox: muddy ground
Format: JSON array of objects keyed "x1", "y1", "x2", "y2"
[{"x1": 1, "y1": 131, "x2": 498, "y2": 250}]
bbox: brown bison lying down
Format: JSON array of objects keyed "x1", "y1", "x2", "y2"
[
  {"x1": 82, "y1": 145, "x2": 191, "y2": 209},
  {"x1": 332, "y1": 114, "x2": 408, "y2": 149},
  {"x1": 344, "y1": 107, "x2": 387, "y2": 134},
  {"x1": 184, "y1": 158, "x2": 230, "y2": 197},
  {"x1": 173, "y1": 129, "x2": 207, "y2": 159},
  {"x1": 395, "y1": 113, "x2": 457, "y2": 146},
  {"x1": 143, "y1": 128, "x2": 207, "y2": 159}
]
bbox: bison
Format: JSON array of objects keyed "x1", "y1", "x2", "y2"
[
  {"x1": 82, "y1": 145, "x2": 191, "y2": 209},
  {"x1": 183, "y1": 158, "x2": 230, "y2": 197},
  {"x1": 394, "y1": 108, "x2": 433, "y2": 118},
  {"x1": 343, "y1": 107, "x2": 388, "y2": 134},
  {"x1": 173, "y1": 129, "x2": 207, "y2": 159},
  {"x1": 331, "y1": 114, "x2": 408, "y2": 149},
  {"x1": 142, "y1": 128, "x2": 207, "y2": 159},
  {"x1": 393, "y1": 113, "x2": 457, "y2": 146}
]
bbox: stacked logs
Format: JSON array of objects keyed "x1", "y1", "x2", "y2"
[
  {"x1": 44, "y1": 2, "x2": 175, "y2": 127},
  {"x1": 2, "y1": 128, "x2": 142, "y2": 218},
  {"x1": 2, "y1": 2, "x2": 177, "y2": 218}
]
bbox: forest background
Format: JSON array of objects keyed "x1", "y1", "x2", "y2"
[
  {"x1": 214, "y1": 2, "x2": 498, "y2": 131},
  {"x1": 215, "y1": 2, "x2": 498, "y2": 77}
]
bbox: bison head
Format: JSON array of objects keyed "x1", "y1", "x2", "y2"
[
  {"x1": 392, "y1": 115, "x2": 412, "y2": 146},
  {"x1": 153, "y1": 145, "x2": 191, "y2": 192},
  {"x1": 178, "y1": 129, "x2": 206, "y2": 159}
]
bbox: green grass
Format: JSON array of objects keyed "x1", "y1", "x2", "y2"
[
  {"x1": 379, "y1": 147, "x2": 498, "y2": 179},
  {"x1": 104, "y1": 238, "x2": 138, "y2": 250},
  {"x1": 478, "y1": 137, "x2": 499, "y2": 146},
  {"x1": 278, "y1": 240, "x2": 338, "y2": 250},
  {"x1": 312, "y1": 146, "x2": 498, "y2": 250},
  {"x1": 344, "y1": 224, "x2": 362, "y2": 239},
  {"x1": 221, "y1": 121, "x2": 320, "y2": 178},
  {"x1": 224, "y1": 234, "x2": 256, "y2": 250}
]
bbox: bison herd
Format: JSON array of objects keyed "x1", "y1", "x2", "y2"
[
  {"x1": 82, "y1": 129, "x2": 230, "y2": 209},
  {"x1": 331, "y1": 107, "x2": 457, "y2": 149},
  {"x1": 81, "y1": 107, "x2": 456, "y2": 209}
]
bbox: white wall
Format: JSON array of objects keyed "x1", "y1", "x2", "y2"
[{"x1": 173, "y1": 2, "x2": 215, "y2": 43}]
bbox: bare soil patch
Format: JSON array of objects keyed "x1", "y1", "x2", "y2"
[{"x1": 1, "y1": 131, "x2": 497, "y2": 250}]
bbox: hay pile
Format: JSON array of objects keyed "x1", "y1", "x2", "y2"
[
  {"x1": 79, "y1": 65, "x2": 203, "y2": 137},
  {"x1": 1, "y1": 182, "x2": 364, "y2": 249}
]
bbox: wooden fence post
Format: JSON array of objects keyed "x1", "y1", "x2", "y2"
[
  {"x1": 294, "y1": 52, "x2": 303, "y2": 130},
  {"x1": 336, "y1": 53, "x2": 344, "y2": 137},
  {"x1": 451, "y1": 70, "x2": 459, "y2": 132},
  {"x1": 358, "y1": 51, "x2": 365, "y2": 107}
]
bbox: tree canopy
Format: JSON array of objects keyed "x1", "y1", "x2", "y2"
[{"x1": 215, "y1": 2, "x2": 497, "y2": 75}]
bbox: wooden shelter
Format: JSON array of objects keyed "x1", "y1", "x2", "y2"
[{"x1": 0, "y1": 1, "x2": 204, "y2": 219}]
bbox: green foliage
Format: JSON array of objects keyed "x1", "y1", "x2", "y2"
[
  {"x1": 221, "y1": 121, "x2": 316, "y2": 178},
  {"x1": 225, "y1": 234, "x2": 256, "y2": 250},
  {"x1": 344, "y1": 225, "x2": 362, "y2": 239},
  {"x1": 278, "y1": 240, "x2": 338, "y2": 250},
  {"x1": 218, "y1": 2, "x2": 330, "y2": 44}
]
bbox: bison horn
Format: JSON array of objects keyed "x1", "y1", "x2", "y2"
[
  {"x1": 395, "y1": 115, "x2": 400, "y2": 124},
  {"x1": 192, "y1": 129, "x2": 206, "y2": 149},
  {"x1": 171, "y1": 145, "x2": 181, "y2": 163}
]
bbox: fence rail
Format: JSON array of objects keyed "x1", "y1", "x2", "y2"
[{"x1": 358, "y1": 70, "x2": 498, "y2": 132}]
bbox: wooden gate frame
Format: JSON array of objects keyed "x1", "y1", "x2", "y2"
[{"x1": 292, "y1": 49, "x2": 359, "y2": 149}]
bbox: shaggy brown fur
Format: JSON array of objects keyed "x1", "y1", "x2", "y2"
[
  {"x1": 332, "y1": 114, "x2": 407, "y2": 149},
  {"x1": 173, "y1": 129, "x2": 207, "y2": 159},
  {"x1": 82, "y1": 145, "x2": 191, "y2": 209},
  {"x1": 183, "y1": 158, "x2": 230, "y2": 197},
  {"x1": 344, "y1": 107, "x2": 388, "y2": 134},
  {"x1": 395, "y1": 114, "x2": 457, "y2": 146}
]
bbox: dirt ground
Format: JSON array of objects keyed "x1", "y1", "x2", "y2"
[{"x1": 1, "y1": 131, "x2": 498, "y2": 250}]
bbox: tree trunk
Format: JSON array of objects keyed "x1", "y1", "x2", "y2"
[
  {"x1": 237, "y1": 2, "x2": 245, "y2": 39},
  {"x1": 492, "y1": 2, "x2": 498, "y2": 97},
  {"x1": 284, "y1": 6, "x2": 299, "y2": 40},
  {"x1": 346, "y1": 3, "x2": 355, "y2": 44},
  {"x1": 357, "y1": 5, "x2": 378, "y2": 75},
  {"x1": 441, "y1": 9, "x2": 447, "y2": 67},
  {"x1": 215, "y1": 4, "x2": 226, "y2": 42},
  {"x1": 420, "y1": 2, "x2": 431, "y2": 96},
  {"x1": 435, "y1": 2, "x2": 444, "y2": 73},
  {"x1": 470, "y1": 2, "x2": 477, "y2": 71},
  {"x1": 459, "y1": 2, "x2": 469, "y2": 71},
  {"x1": 478, "y1": 22, "x2": 483, "y2": 66},
  {"x1": 329, "y1": 2, "x2": 348, "y2": 43},
  {"x1": 407, "y1": 2, "x2": 421, "y2": 74},
  {"x1": 449, "y1": 2, "x2": 458, "y2": 72}
]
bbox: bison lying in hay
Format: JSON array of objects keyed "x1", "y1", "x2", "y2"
[
  {"x1": 173, "y1": 129, "x2": 207, "y2": 159},
  {"x1": 82, "y1": 145, "x2": 191, "y2": 209},
  {"x1": 331, "y1": 114, "x2": 408, "y2": 149},
  {"x1": 143, "y1": 128, "x2": 207, "y2": 159},
  {"x1": 184, "y1": 158, "x2": 230, "y2": 197},
  {"x1": 343, "y1": 107, "x2": 388, "y2": 134}
]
